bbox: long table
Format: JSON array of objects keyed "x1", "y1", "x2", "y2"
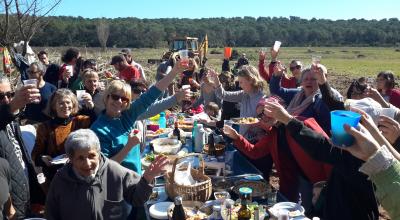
[{"x1": 142, "y1": 139, "x2": 286, "y2": 220}]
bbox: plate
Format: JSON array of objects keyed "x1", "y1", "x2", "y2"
[
  {"x1": 232, "y1": 180, "x2": 268, "y2": 197},
  {"x1": 269, "y1": 202, "x2": 305, "y2": 218},
  {"x1": 149, "y1": 201, "x2": 173, "y2": 219},
  {"x1": 147, "y1": 186, "x2": 168, "y2": 205},
  {"x1": 231, "y1": 117, "x2": 259, "y2": 125},
  {"x1": 146, "y1": 128, "x2": 172, "y2": 138}
]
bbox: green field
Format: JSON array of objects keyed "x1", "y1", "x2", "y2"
[{"x1": 30, "y1": 46, "x2": 400, "y2": 94}]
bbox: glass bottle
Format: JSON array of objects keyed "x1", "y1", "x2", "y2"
[
  {"x1": 237, "y1": 187, "x2": 252, "y2": 220},
  {"x1": 208, "y1": 132, "x2": 215, "y2": 156},
  {"x1": 172, "y1": 196, "x2": 186, "y2": 220},
  {"x1": 173, "y1": 121, "x2": 181, "y2": 141},
  {"x1": 208, "y1": 205, "x2": 223, "y2": 220}
]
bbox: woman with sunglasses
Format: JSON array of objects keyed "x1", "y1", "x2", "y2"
[
  {"x1": 91, "y1": 62, "x2": 186, "y2": 173},
  {"x1": 31, "y1": 89, "x2": 91, "y2": 187}
]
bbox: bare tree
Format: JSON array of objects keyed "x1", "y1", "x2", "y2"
[
  {"x1": 0, "y1": 0, "x2": 61, "y2": 55},
  {"x1": 96, "y1": 19, "x2": 109, "y2": 51}
]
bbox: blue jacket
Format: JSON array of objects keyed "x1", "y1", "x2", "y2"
[
  {"x1": 91, "y1": 86, "x2": 161, "y2": 173},
  {"x1": 269, "y1": 75, "x2": 331, "y2": 133}
]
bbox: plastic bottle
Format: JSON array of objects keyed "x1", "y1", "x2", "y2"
[
  {"x1": 194, "y1": 124, "x2": 205, "y2": 153},
  {"x1": 159, "y1": 112, "x2": 167, "y2": 129},
  {"x1": 208, "y1": 205, "x2": 223, "y2": 220},
  {"x1": 172, "y1": 196, "x2": 186, "y2": 220}
]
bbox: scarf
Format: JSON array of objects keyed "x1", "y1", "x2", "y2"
[{"x1": 287, "y1": 89, "x2": 320, "y2": 116}]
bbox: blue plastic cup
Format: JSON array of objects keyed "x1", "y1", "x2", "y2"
[{"x1": 330, "y1": 110, "x2": 361, "y2": 147}]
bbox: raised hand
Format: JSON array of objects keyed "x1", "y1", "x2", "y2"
[
  {"x1": 81, "y1": 93, "x2": 94, "y2": 109},
  {"x1": 143, "y1": 155, "x2": 169, "y2": 183},
  {"x1": 312, "y1": 63, "x2": 328, "y2": 85},
  {"x1": 222, "y1": 125, "x2": 240, "y2": 140},
  {"x1": 378, "y1": 115, "x2": 400, "y2": 144},
  {"x1": 175, "y1": 89, "x2": 191, "y2": 103},
  {"x1": 342, "y1": 123, "x2": 380, "y2": 161},
  {"x1": 270, "y1": 48, "x2": 279, "y2": 60},
  {"x1": 259, "y1": 51, "x2": 266, "y2": 61},
  {"x1": 263, "y1": 102, "x2": 293, "y2": 125},
  {"x1": 10, "y1": 84, "x2": 40, "y2": 112}
]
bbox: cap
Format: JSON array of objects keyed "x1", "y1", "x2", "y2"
[
  {"x1": 110, "y1": 55, "x2": 125, "y2": 65},
  {"x1": 239, "y1": 187, "x2": 253, "y2": 195},
  {"x1": 120, "y1": 48, "x2": 132, "y2": 55}
]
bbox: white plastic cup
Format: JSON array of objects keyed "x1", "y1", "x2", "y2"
[
  {"x1": 182, "y1": 85, "x2": 190, "y2": 90},
  {"x1": 65, "y1": 65, "x2": 74, "y2": 78},
  {"x1": 23, "y1": 79, "x2": 40, "y2": 103},
  {"x1": 76, "y1": 90, "x2": 86, "y2": 103},
  {"x1": 273, "y1": 41, "x2": 281, "y2": 52}
]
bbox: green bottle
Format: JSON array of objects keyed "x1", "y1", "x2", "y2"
[{"x1": 237, "y1": 187, "x2": 252, "y2": 220}]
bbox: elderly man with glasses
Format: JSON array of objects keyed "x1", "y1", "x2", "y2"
[{"x1": 0, "y1": 75, "x2": 45, "y2": 218}]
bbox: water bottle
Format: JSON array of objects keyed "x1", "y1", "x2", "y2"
[
  {"x1": 208, "y1": 205, "x2": 223, "y2": 220},
  {"x1": 194, "y1": 124, "x2": 205, "y2": 153},
  {"x1": 159, "y1": 112, "x2": 167, "y2": 129}
]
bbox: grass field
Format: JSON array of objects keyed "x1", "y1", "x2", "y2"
[{"x1": 30, "y1": 46, "x2": 400, "y2": 94}]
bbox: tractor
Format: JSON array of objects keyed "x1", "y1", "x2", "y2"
[{"x1": 148, "y1": 35, "x2": 208, "y2": 66}]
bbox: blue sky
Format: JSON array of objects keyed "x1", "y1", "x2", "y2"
[{"x1": 52, "y1": 0, "x2": 399, "y2": 20}]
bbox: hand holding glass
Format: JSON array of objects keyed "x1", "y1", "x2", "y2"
[{"x1": 331, "y1": 110, "x2": 361, "y2": 147}]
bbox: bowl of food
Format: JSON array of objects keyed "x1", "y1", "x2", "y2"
[
  {"x1": 214, "y1": 191, "x2": 230, "y2": 203},
  {"x1": 151, "y1": 138, "x2": 182, "y2": 155}
]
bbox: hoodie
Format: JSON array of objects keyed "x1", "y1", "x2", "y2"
[{"x1": 45, "y1": 154, "x2": 152, "y2": 220}]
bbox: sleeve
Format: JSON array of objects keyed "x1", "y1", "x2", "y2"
[
  {"x1": 214, "y1": 85, "x2": 244, "y2": 103},
  {"x1": 369, "y1": 160, "x2": 400, "y2": 219},
  {"x1": 258, "y1": 60, "x2": 270, "y2": 82},
  {"x1": 393, "y1": 137, "x2": 400, "y2": 152},
  {"x1": 389, "y1": 90, "x2": 400, "y2": 109},
  {"x1": 123, "y1": 171, "x2": 152, "y2": 207},
  {"x1": 233, "y1": 134, "x2": 273, "y2": 160},
  {"x1": 31, "y1": 123, "x2": 48, "y2": 166},
  {"x1": 192, "y1": 91, "x2": 204, "y2": 108},
  {"x1": 286, "y1": 118, "x2": 341, "y2": 165},
  {"x1": 45, "y1": 179, "x2": 61, "y2": 220},
  {"x1": 137, "y1": 96, "x2": 178, "y2": 120},
  {"x1": 269, "y1": 75, "x2": 298, "y2": 105},
  {"x1": 94, "y1": 129, "x2": 113, "y2": 158},
  {"x1": 319, "y1": 82, "x2": 345, "y2": 111},
  {"x1": 126, "y1": 86, "x2": 162, "y2": 120}
]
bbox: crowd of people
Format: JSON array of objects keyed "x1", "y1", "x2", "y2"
[{"x1": 0, "y1": 45, "x2": 399, "y2": 220}]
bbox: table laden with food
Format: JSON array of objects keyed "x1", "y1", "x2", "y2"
[{"x1": 142, "y1": 113, "x2": 308, "y2": 220}]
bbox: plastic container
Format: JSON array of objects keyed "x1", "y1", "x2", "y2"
[
  {"x1": 331, "y1": 110, "x2": 361, "y2": 147},
  {"x1": 194, "y1": 124, "x2": 205, "y2": 153},
  {"x1": 159, "y1": 112, "x2": 167, "y2": 129},
  {"x1": 224, "y1": 47, "x2": 232, "y2": 59}
]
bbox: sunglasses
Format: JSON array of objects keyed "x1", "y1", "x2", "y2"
[
  {"x1": 132, "y1": 88, "x2": 146, "y2": 95},
  {"x1": 289, "y1": 65, "x2": 301, "y2": 71},
  {"x1": 0, "y1": 91, "x2": 15, "y2": 100},
  {"x1": 109, "y1": 94, "x2": 130, "y2": 103}
]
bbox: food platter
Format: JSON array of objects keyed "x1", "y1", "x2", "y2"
[
  {"x1": 146, "y1": 128, "x2": 172, "y2": 138},
  {"x1": 231, "y1": 117, "x2": 259, "y2": 125},
  {"x1": 232, "y1": 180, "x2": 268, "y2": 197}
]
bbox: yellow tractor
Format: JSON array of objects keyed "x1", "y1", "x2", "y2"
[{"x1": 148, "y1": 35, "x2": 208, "y2": 66}]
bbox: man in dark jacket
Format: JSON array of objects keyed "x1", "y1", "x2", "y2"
[
  {"x1": 0, "y1": 76, "x2": 45, "y2": 218},
  {"x1": 38, "y1": 51, "x2": 60, "y2": 87}
]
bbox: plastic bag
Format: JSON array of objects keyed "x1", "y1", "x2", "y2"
[{"x1": 174, "y1": 161, "x2": 196, "y2": 186}]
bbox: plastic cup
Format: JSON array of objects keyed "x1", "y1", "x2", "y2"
[
  {"x1": 224, "y1": 47, "x2": 232, "y2": 59},
  {"x1": 330, "y1": 110, "x2": 361, "y2": 147},
  {"x1": 23, "y1": 79, "x2": 40, "y2": 103},
  {"x1": 179, "y1": 50, "x2": 189, "y2": 66},
  {"x1": 76, "y1": 90, "x2": 86, "y2": 103},
  {"x1": 65, "y1": 65, "x2": 74, "y2": 77},
  {"x1": 273, "y1": 41, "x2": 281, "y2": 52}
]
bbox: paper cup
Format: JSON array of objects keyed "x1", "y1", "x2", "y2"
[
  {"x1": 65, "y1": 65, "x2": 74, "y2": 77},
  {"x1": 331, "y1": 110, "x2": 361, "y2": 147},
  {"x1": 76, "y1": 90, "x2": 86, "y2": 103}
]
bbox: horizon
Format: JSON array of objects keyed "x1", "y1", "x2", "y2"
[{"x1": 51, "y1": 0, "x2": 399, "y2": 21}]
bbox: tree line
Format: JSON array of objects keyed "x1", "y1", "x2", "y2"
[{"x1": 29, "y1": 16, "x2": 400, "y2": 48}]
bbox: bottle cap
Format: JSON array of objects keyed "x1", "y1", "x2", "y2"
[
  {"x1": 174, "y1": 196, "x2": 183, "y2": 205},
  {"x1": 160, "y1": 112, "x2": 165, "y2": 117},
  {"x1": 239, "y1": 187, "x2": 253, "y2": 195}
]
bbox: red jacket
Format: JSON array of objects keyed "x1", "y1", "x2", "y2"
[
  {"x1": 233, "y1": 118, "x2": 332, "y2": 200},
  {"x1": 388, "y1": 89, "x2": 400, "y2": 109},
  {"x1": 258, "y1": 60, "x2": 297, "y2": 89}
]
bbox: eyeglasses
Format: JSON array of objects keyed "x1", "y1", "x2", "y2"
[
  {"x1": 109, "y1": 94, "x2": 130, "y2": 103},
  {"x1": 257, "y1": 109, "x2": 265, "y2": 119},
  {"x1": 0, "y1": 91, "x2": 15, "y2": 100},
  {"x1": 28, "y1": 70, "x2": 41, "y2": 75},
  {"x1": 289, "y1": 65, "x2": 301, "y2": 71},
  {"x1": 132, "y1": 88, "x2": 146, "y2": 95}
]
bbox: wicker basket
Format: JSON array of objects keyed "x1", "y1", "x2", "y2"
[{"x1": 165, "y1": 153, "x2": 212, "y2": 202}]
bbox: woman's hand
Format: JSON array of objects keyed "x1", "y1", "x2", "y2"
[
  {"x1": 61, "y1": 67, "x2": 72, "y2": 82},
  {"x1": 364, "y1": 87, "x2": 390, "y2": 108},
  {"x1": 378, "y1": 115, "x2": 400, "y2": 144},
  {"x1": 9, "y1": 84, "x2": 40, "y2": 113},
  {"x1": 143, "y1": 155, "x2": 169, "y2": 183},
  {"x1": 343, "y1": 123, "x2": 380, "y2": 161},
  {"x1": 223, "y1": 125, "x2": 240, "y2": 140},
  {"x1": 312, "y1": 63, "x2": 328, "y2": 85},
  {"x1": 263, "y1": 102, "x2": 293, "y2": 125},
  {"x1": 270, "y1": 48, "x2": 279, "y2": 60},
  {"x1": 81, "y1": 93, "x2": 94, "y2": 109},
  {"x1": 175, "y1": 89, "x2": 191, "y2": 103},
  {"x1": 127, "y1": 129, "x2": 142, "y2": 147},
  {"x1": 259, "y1": 51, "x2": 266, "y2": 61}
]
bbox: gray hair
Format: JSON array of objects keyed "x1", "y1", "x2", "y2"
[
  {"x1": 0, "y1": 75, "x2": 10, "y2": 85},
  {"x1": 65, "y1": 129, "x2": 101, "y2": 157},
  {"x1": 300, "y1": 67, "x2": 313, "y2": 83},
  {"x1": 30, "y1": 62, "x2": 46, "y2": 74}
]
